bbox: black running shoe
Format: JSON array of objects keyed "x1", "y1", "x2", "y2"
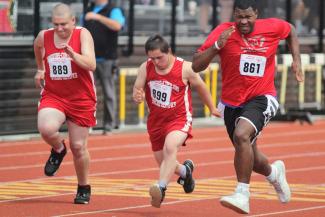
[
  {"x1": 74, "y1": 185, "x2": 91, "y2": 204},
  {"x1": 149, "y1": 184, "x2": 166, "y2": 208},
  {"x1": 177, "y1": 159, "x2": 195, "y2": 193},
  {"x1": 44, "y1": 141, "x2": 67, "y2": 176}
]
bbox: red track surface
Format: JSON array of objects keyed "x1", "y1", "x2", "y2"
[{"x1": 1, "y1": 120, "x2": 325, "y2": 217}]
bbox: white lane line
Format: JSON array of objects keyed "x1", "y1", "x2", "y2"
[
  {"x1": 51, "y1": 197, "x2": 218, "y2": 217},
  {"x1": 1, "y1": 138, "x2": 325, "y2": 171},
  {"x1": 247, "y1": 205, "x2": 325, "y2": 217}
]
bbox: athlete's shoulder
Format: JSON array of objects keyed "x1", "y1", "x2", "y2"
[
  {"x1": 215, "y1": 22, "x2": 234, "y2": 31},
  {"x1": 209, "y1": 22, "x2": 235, "y2": 37},
  {"x1": 176, "y1": 56, "x2": 184, "y2": 62},
  {"x1": 258, "y1": 18, "x2": 289, "y2": 25},
  {"x1": 256, "y1": 18, "x2": 290, "y2": 32}
]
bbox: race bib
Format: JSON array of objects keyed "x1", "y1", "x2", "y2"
[
  {"x1": 149, "y1": 80, "x2": 172, "y2": 107},
  {"x1": 47, "y1": 53, "x2": 72, "y2": 78},
  {"x1": 239, "y1": 54, "x2": 266, "y2": 77}
]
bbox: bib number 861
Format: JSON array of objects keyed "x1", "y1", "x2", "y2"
[
  {"x1": 239, "y1": 54, "x2": 266, "y2": 77},
  {"x1": 243, "y1": 62, "x2": 261, "y2": 74}
]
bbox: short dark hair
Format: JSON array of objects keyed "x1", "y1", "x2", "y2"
[
  {"x1": 233, "y1": 0, "x2": 257, "y2": 11},
  {"x1": 145, "y1": 34, "x2": 170, "y2": 54}
]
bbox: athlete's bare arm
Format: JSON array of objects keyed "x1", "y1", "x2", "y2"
[
  {"x1": 192, "y1": 26, "x2": 235, "y2": 73},
  {"x1": 133, "y1": 62, "x2": 147, "y2": 104},
  {"x1": 183, "y1": 61, "x2": 220, "y2": 117},
  {"x1": 286, "y1": 24, "x2": 304, "y2": 82},
  {"x1": 61, "y1": 28, "x2": 96, "y2": 72},
  {"x1": 33, "y1": 30, "x2": 45, "y2": 88}
]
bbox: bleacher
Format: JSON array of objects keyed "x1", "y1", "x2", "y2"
[{"x1": 0, "y1": 46, "x2": 37, "y2": 134}]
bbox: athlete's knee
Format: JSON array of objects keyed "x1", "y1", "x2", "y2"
[
  {"x1": 233, "y1": 128, "x2": 251, "y2": 148},
  {"x1": 38, "y1": 122, "x2": 60, "y2": 139},
  {"x1": 70, "y1": 141, "x2": 87, "y2": 158},
  {"x1": 163, "y1": 143, "x2": 178, "y2": 157}
]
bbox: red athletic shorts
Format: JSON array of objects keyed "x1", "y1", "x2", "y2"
[
  {"x1": 38, "y1": 94, "x2": 97, "y2": 127},
  {"x1": 148, "y1": 120, "x2": 193, "y2": 152}
]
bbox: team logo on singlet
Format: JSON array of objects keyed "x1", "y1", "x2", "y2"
[
  {"x1": 149, "y1": 80, "x2": 178, "y2": 108},
  {"x1": 47, "y1": 53, "x2": 77, "y2": 80},
  {"x1": 241, "y1": 35, "x2": 268, "y2": 53}
]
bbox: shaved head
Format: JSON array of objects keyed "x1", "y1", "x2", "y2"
[
  {"x1": 52, "y1": 3, "x2": 74, "y2": 19},
  {"x1": 51, "y1": 3, "x2": 75, "y2": 39}
]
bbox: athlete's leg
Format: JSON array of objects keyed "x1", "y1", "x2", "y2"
[
  {"x1": 67, "y1": 120, "x2": 90, "y2": 186},
  {"x1": 232, "y1": 118, "x2": 256, "y2": 184},
  {"x1": 220, "y1": 118, "x2": 255, "y2": 214},
  {"x1": 252, "y1": 141, "x2": 272, "y2": 176},
  {"x1": 38, "y1": 108, "x2": 66, "y2": 150},
  {"x1": 153, "y1": 150, "x2": 163, "y2": 166},
  {"x1": 153, "y1": 148, "x2": 185, "y2": 178},
  {"x1": 252, "y1": 142, "x2": 291, "y2": 203},
  {"x1": 159, "y1": 130, "x2": 187, "y2": 186},
  {"x1": 149, "y1": 130, "x2": 187, "y2": 207}
]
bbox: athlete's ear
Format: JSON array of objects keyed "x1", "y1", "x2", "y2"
[
  {"x1": 71, "y1": 16, "x2": 76, "y2": 25},
  {"x1": 254, "y1": 9, "x2": 258, "y2": 18}
]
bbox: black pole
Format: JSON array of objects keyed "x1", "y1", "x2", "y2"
[
  {"x1": 318, "y1": 0, "x2": 324, "y2": 52},
  {"x1": 127, "y1": 0, "x2": 134, "y2": 55},
  {"x1": 122, "y1": 0, "x2": 134, "y2": 56},
  {"x1": 83, "y1": 0, "x2": 89, "y2": 15},
  {"x1": 285, "y1": 0, "x2": 291, "y2": 23},
  {"x1": 170, "y1": 0, "x2": 177, "y2": 54},
  {"x1": 34, "y1": 0, "x2": 40, "y2": 38},
  {"x1": 212, "y1": 0, "x2": 218, "y2": 29},
  {"x1": 285, "y1": 0, "x2": 291, "y2": 52}
]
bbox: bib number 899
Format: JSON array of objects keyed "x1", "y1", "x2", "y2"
[{"x1": 152, "y1": 89, "x2": 167, "y2": 102}]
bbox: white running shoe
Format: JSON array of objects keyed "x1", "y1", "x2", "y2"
[
  {"x1": 149, "y1": 184, "x2": 166, "y2": 208},
  {"x1": 268, "y1": 160, "x2": 291, "y2": 203},
  {"x1": 220, "y1": 192, "x2": 250, "y2": 214}
]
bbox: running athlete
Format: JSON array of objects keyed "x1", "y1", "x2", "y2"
[
  {"x1": 133, "y1": 34, "x2": 220, "y2": 208},
  {"x1": 33, "y1": 3, "x2": 96, "y2": 204},
  {"x1": 192, "y1": 0, "x2": 304, "y2": 214}
]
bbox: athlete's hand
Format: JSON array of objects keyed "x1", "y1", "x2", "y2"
[
  {"x1": 292, "y1": 61, "x2": 304, "y2": 82},
  {"x1": 215, "y1": 26, "x2": 236, "y2": 50},
  {"x1": 61, "y1": 43, "x2": 75, "y2": 59},
  {"x1": 210, "y1": 107, "x2": 221, "y2": 118},
  {"x1": 34, "y1": 69, "x2": 45, "y2": 88},
  {"x1": 133, "y1": 87, "x2": 145, "y2": 104}
]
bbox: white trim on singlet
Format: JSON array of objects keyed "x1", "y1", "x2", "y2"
[
  {"x1": 181, "y1": 85, "x2": 193, "y2": 132},
  {"x1": 176, "y1": 57, "x2": 184, "y2": 62}
]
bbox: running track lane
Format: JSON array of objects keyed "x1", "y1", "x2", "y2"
[{"x1": 0, "y1": 120, "x2": 325, "y2": 216}]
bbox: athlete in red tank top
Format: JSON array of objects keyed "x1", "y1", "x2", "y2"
[
  {"x1": 42, "y1": 27, "x2": 96, "y2": 104},
  {"x1": 33, "y1": 3, "x2": 96, "y2": 204},
  {"x1": 192, "y1": 0, "x2": 304, "y2": 214},
  {"x1": 145, "y1": 57, "x2": 193, "y2": 136},
  {"x1": 133, "y1": 34, "x2": 220, "y2": 208}
]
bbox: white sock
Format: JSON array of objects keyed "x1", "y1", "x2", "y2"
[
  {"x1": 54, "y1": 143, "x2": 65, "y2": 153},
  {"x1": 235, "y1": 182, "x2": 250, "y2": 196},
  {"x1": 179, "y1": 165, "x2": 187, "y2": 178},
  {"x1": 266, "y1": 164, "x2": 277, "y2": 182},
  {"x1": 158, "y1": 181, "x2": 167, "y2": 189}
]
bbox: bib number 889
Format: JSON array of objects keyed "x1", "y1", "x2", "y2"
[{"x1": 52, "y1": 65, "x2": 68, "y2": 75}]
